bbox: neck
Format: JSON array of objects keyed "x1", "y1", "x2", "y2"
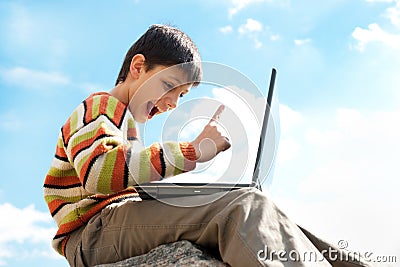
[{"x1": 110, "y1": 82, "x2": 130, "y2": 105}]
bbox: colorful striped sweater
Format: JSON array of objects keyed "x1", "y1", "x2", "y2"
[{"x1": 43, "y1": 92, "x2": 197, "y2": 256}]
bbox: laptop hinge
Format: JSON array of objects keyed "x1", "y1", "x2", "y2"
[{"x1": 252, "y1": 168, "x2": 262, "y2": 191}]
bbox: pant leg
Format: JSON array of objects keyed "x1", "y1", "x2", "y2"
[{"x1": 66, "y1": 188, "x2": 332, "y2": 267}]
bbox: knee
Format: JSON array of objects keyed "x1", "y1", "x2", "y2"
[
  {"x1": 234, "y1": 188, "x2": 271, "y2": 206},
  {"x1": 222, "y1": 188, "x2": 271, "y2": 218}
]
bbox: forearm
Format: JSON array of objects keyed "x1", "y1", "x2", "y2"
[
  {"x1": 125, "y1": 141, "x2": 196, "y2": 185},
  {"x1": 68, "y1": 133, "x2": 196, "y2": 194}
]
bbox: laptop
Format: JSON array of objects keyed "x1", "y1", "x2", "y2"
[{"x1": 136, "y1": 68, "x2": 277, "y2": 200}]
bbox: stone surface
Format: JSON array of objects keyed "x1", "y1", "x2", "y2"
[{"x1": 96, "y1": 240, "x2": 227, "y2": 267}]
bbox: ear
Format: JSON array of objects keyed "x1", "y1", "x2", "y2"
[{"x1": 129, "y1": 54, "x2": 146, "y2": 80}]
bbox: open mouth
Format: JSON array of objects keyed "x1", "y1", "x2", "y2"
[{"x1": 147, "y1": 102, "x2": 160, "y2": 119}]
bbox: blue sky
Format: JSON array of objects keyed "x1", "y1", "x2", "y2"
[{"x1": 1, "y1": 0, "x2": 400, "y2": 266}]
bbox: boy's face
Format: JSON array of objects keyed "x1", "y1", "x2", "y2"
[{"x1": 128, "y1": 65, "x2": 192, "y2": 123}]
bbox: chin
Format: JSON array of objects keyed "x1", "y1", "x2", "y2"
[
  {"x1": 131, "y1": 113, "x2": 146, "y2": 124},
  {"x1": 137, "y1": 117, "x2": 147, "y2": 123}
]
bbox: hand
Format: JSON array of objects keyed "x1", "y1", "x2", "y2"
[{"x1": 190, "y1": 105, "x2": 231, "y2": 163}]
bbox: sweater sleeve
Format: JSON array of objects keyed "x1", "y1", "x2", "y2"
[
  {"x1": 62, "y1": 93, "x2": 196, "y2": 195},
  {"x1": 125, "y1": 140, "x2": 196, "y2": 185}
]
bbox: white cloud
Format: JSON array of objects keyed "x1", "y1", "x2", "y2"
[
  {"x1": 352, "y1": 1, "x2": 400, "y2": 51},
  {"x1": 224, "y1": 18, "x2": 278, "y2": 49},
  {"x1": 238, "y1": 19, "x2": 264, "y2": 49},
  {"x1": 254, "y1": 39, "x2": 263, "y2": 48},
  {"x1": 275, "y1": 105, "x2": 303, "y2": 164},
  {"x1": 0, "y1": 203, "x2": 60, "y2": 265},
  {"x1": 0, "y1": 66, "x2": 103, "y2": 95},
  {"x1": 219, "y1": 25, "x2": 233, "y2": 34},
  {"x1": 0, "y1": 250, "x2": 12, "y2": 266},
  {"x1": 0, "y1": 203, "x2": 54, "y2": 244},
  {"x1": 270, "y1": 34, "x2": 281, "y2": 41},
  {"x1": 228, "y1": 0, "x2": 274, "y2": 17},
  {"x1": 0, "y1": 67, "x2": 70, "y2": 91},
  {"x1": 229, "y1": 0, "x2": 261, "y2": 17},
  {"x1": 212, "y1": 86, "x2": 277, "y2": 184},
  {"x1": 270, "y1": 106, "x2": 400, "y2": 261},
  {"x1": 276, "y1": 137, "x2": 301, "y2": 163},
  {"x1": 178, "y1": 117, "x2": 210, "y2": 141},
  {"x1": 279, "y1": 104, "x2": 303, "y2": 133},
  {"x1": 238, "y1": 18, "x2": 263, "y2": 34},
  {"x1": 385, "y1": 0, "x2": 400, "y2": 26},
  {"x1": 294, "y1": 38, "x2": 312, "y2": 46},
  {"x1": 352, "y1": 23, "x2": 400, "y2": 51}
]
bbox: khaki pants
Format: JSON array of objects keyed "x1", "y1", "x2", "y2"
[{"x1": 65, "y1": 188, "x2": 370, "y2": 267}]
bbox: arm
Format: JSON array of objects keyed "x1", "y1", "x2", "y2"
[
  {"x1": 66, "y1": 118, "x2": 196, "y2": 195},
  {"x1": 63, "y1": 94, "x2": 196, "y2": 195}
]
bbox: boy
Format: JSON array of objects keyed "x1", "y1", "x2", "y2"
[{"x1": 44, "y1": 25, "x2": 370, "y2": 266}]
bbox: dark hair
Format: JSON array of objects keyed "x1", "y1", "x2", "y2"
[{"x1": 115, "y1": 24, "x2": 202, "y2": 86}]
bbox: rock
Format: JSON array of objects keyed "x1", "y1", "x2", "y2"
[{"x1": 96, "y1": 240, "x2": 228, "y2": 267}]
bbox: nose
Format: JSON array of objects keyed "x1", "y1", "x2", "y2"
[
  {"x1": 164, "y1": 94, "x2": 178, "y2": 110},
  {"x1": 167, "y1": 98, "x2": 177, "y2": 110},
  {"x1": 157, "y1": 95, "x2": 177, "y2": 112}
]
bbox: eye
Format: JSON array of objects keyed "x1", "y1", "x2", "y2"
[
  {"x1": 179, "y1": 93, "x2": 184, "y2": 98},
  {"x1": 163, "y1": 81, "x2": 174, "y2": 91}
]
